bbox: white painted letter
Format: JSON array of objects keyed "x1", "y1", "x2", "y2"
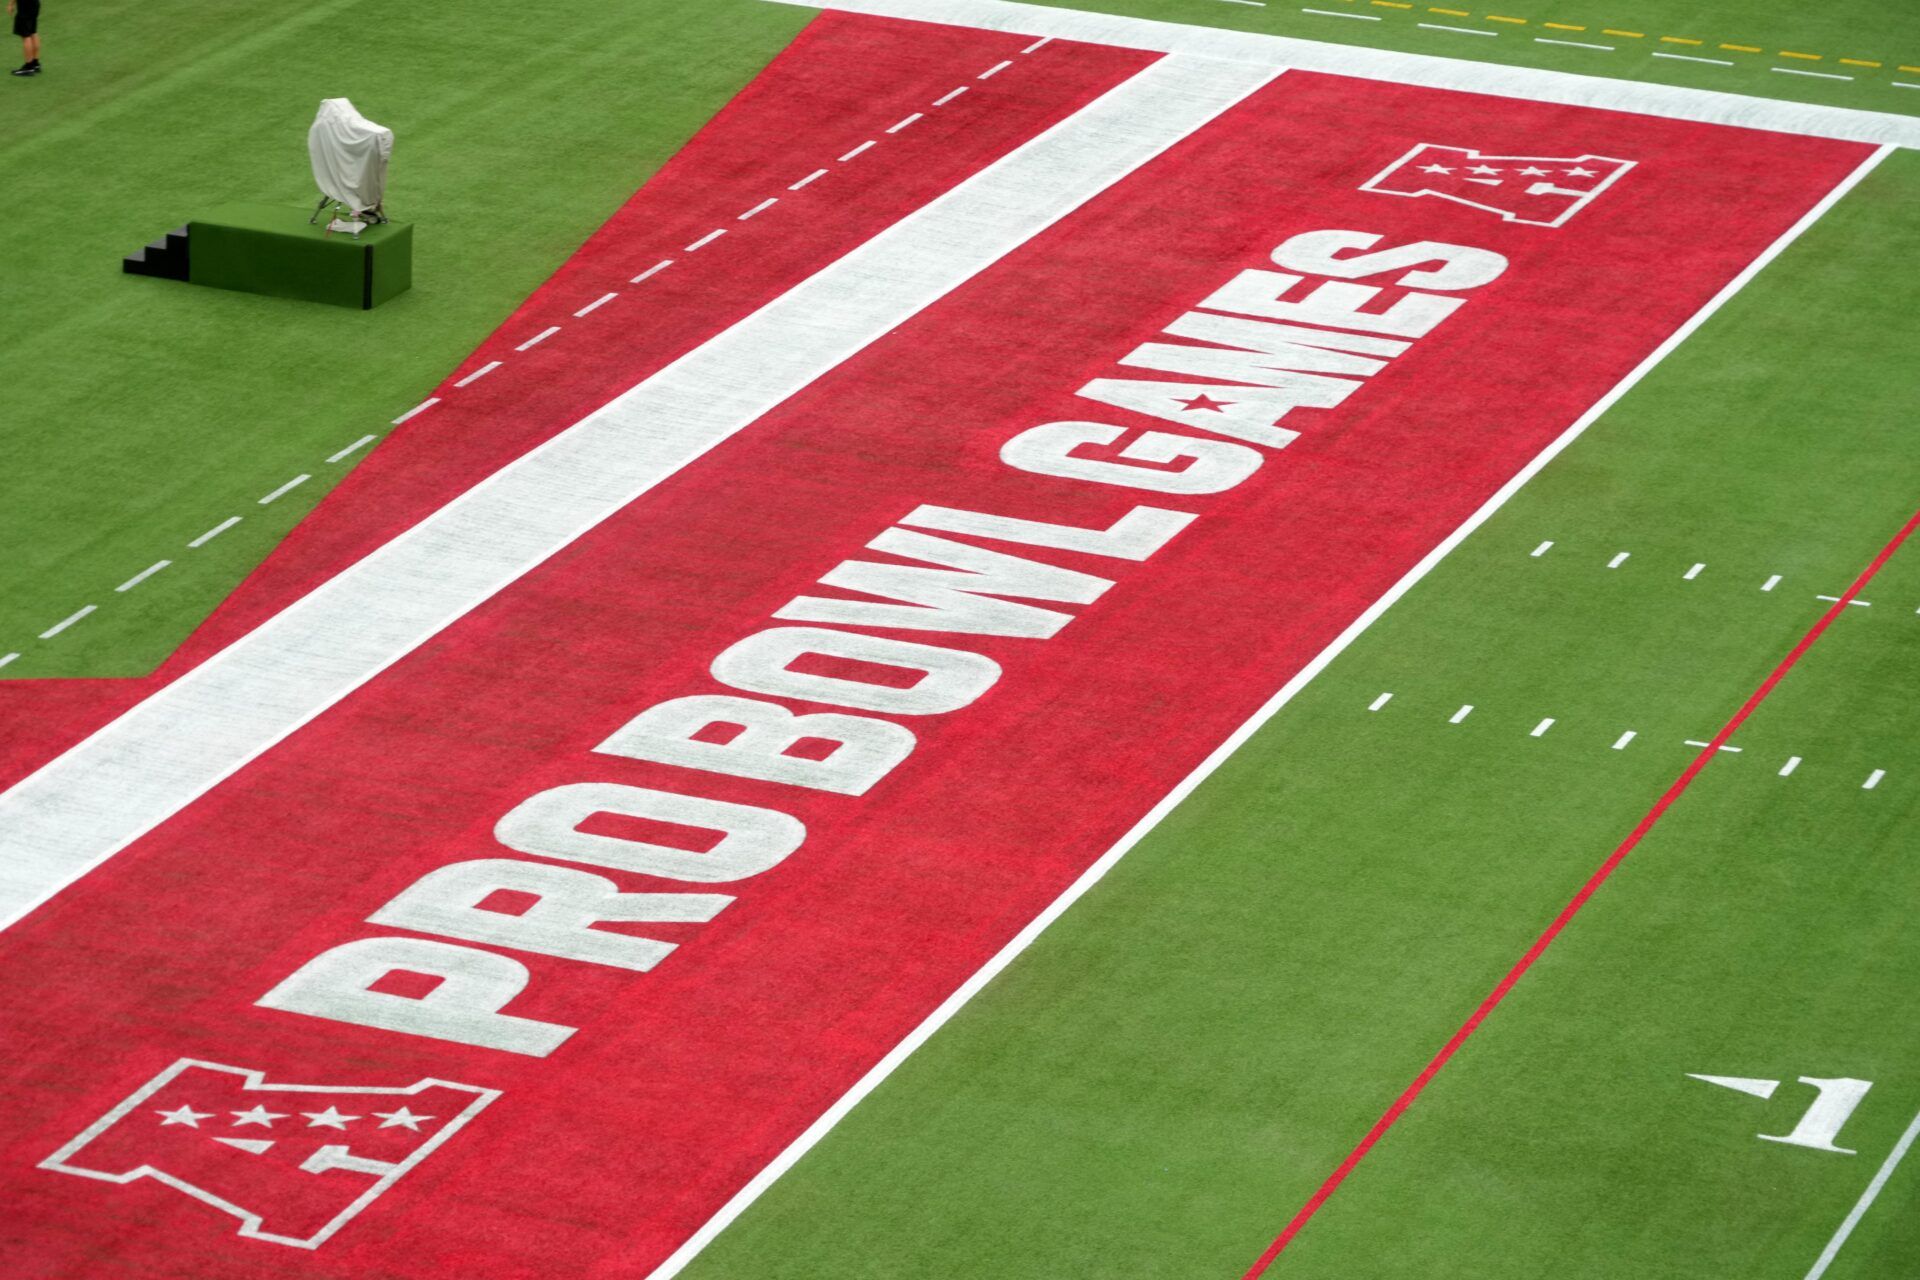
[
  {"x1": 900, "y1": 504, "x2": 1194, "y2": 561},
  {"x1": 712, "y1": 626, "x2": 1000, "y2": 715},
  {"x1": 496, "y1": 782, "x2": 803, "y2": 882},
  {"x1": 1270, "y1": 230, "x2": 1507, "y2": 290},
  {"x1": 258, "y1": 936, "x2": 574, "y2": 1056},
  {"x1": 597, "y1": 694, "x2": 913, "y2": 796},
  {"x1": 1002, "y1": 422, "x2": 1260, "y2": 493},
  {"x1": 369, "y1": 858, "x2": 732, "y2": 971}
]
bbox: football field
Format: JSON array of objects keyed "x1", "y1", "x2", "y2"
[{"x1": 3, "y1": 2, "x2": 1919, "y2": 1277}]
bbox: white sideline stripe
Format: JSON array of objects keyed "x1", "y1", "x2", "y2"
[
  {"x1": 789, "y1": 168, "x2": 828, "y2": 190},
  {"x1": 0, "y1": 55, "x2": 1283, "y2": 928},
  {"x1": 1612, "y1": 731, "x2": 1636, "y2": 750},
  {"x1": 1021, "y1": 35, "x2": 1050, "y2": 52},
  {"x1": 763, "y1": 0, "x2": 1920, "y2": 147},
  {"x1": 515, "y1": 326, "x2": 560, "y2": 351},
  {"x1": 1537, "y1": 38, "x2": 1612, "y2": 51},
  {"x1": 188, "y1": 516, "x2": 241, "y2": 548},
  {"x1": 258, "y1": 475, "x2": 310, "y2": 506},
  {"x1": 979, "y1": 59, "x2": 1013, "y2": 78},
  {"x1": 1368, "y1": 692, "x2": 1392, "y2": 711},
  {"x1": 574, "y1": 292, "x2": 618, "y2": 317},
  {"x1": 1775, "y1": 67, "x2": 1852, "y2": 82},
  {"x1": 1422, "y1": 24, "x2": 1496, "y2": 37},
  {"x1": 115, "y1": 561, "x2": 172, "y2": 593},
  {"x1": 1684, "y1": 561, "x2": 1705, "y2": 579},
  {"x1": 1530, "y1": 540, "x2": 1552, "y2": 557},
  {"x1": 1450, "y1": 704, "x2": 1473, "y2": 724},
  {"x1": 649, "y1": 146, "x2": 1894, "y2": 1280},
  {"x1": 934, "y1": 86, "x2": 969, "y2": 106},
  {"x1": 1763, "y1": 573, "x2": 1782, "y2": 591},
  {"x1": 454, "y1": 360, "x2": 502, "y2": 387},
  {"x1": 739, "y1": 198, "x2": 779, "y2": 220},
  {"x1": 1608, "y1": 551, "x2": 1629, "y2": 568},
  {"x1": 644, "y1": 140, "x2": 1890, "y2": 1280},
  {"x1": 839, "y1": 140, "x2": 876, "y2": 162},
  {"x1": 0, "y1": 652, "x2": 19, "y2": 669},
  {"x1": 1863, "y1": 769, "x2": 1885, "y2": 790},
  {"x1": 327, "y1": 434, "x2": 377, "y2": 463},
  {"x1": 1531, "y1": 717, "x2": 1555, "y2": 737},
  {"x1": 1780, "y1": 755, "x2": 1802, "y2": 776},
  {"x1": 685, "y1": 229, "x2": 727, "y2": 252},
  {"x1": 1306, "y1": 8, "x2": 1378, "y2": 19},
  {"x1": 40, "y1": 606, "x2": 96, "y2": 640},
  {"x1": 1655, "y1": 52, "x2": 1731, "y2": 66},
  {"x1": 391, "y1": 398, "x2": 439, "y2": 426},
  {"x1": 1805, "y1": 1106, "x2": 1920, "y2": 1279},
  {"x1": 632, "y1": 259, "x2": 675, "y2": 283},
  {"x1": 887, "y1": 112, "x2": 924, "y2": 134}
]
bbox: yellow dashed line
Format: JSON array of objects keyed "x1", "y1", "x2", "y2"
[{"x1": 1295, "y1": 3, "x2": 1918, "y2": 84}]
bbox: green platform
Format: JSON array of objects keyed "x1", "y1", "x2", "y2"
[{"x1": 189, "y1": 203, "x2": 412, "y2": 310}]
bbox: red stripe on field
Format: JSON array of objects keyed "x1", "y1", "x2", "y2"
[{"x1": 1242, "y1": 505, "x2": 1920, "y2": 1278}]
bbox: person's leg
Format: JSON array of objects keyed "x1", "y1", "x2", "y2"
[{"x1": 24, "y1": 34, "x2": 37, "y2": 62}]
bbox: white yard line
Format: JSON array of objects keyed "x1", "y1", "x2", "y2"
[
  {"x1": 886, "y1": 112, "x2": 924, "y2": 134},
  {"x1": 767, "y1": 0, "x2": 1920, "y2": 147},
  {"x1": 1021, "y1": 35, "x2": 1051, "y2": 52},
  {"x1": 39, "y1": 606, "x2": 96, "y2": 640},
  {"x1": 1684, "y1": 740, "x2": 1742, "y2": 752},
  {"x1": 573, "y1": 292, "x2": 618, "y2": 317},
  {"x1": 1779, "y1": 755, "x2": 1802, "y2": 776},
  {"x1": 188, "y1": 517, "x2": 241, "y2": 548},
  {"x1": 1306, "y1": 7, "x2": 1379, "y2": 18},
  {"x1": 1530, "y1": 540, "x2": 1553, "y2": 557},
  {"x1": 1775, "y1": 66, "x2": 1852, "y2": 81},
  {"x1": 789, "y1": 168, "x2": 829, "y2": 190},
  {"x1": 839, "y1": 140, "x2": 876, "y2": 162},
  {"x1": 1608, "y1": 552, "x2": 1629, "y2": 568},
  {"x1": 1531, "y1": 718, "x2": 1555, "y2": 737},
  {"x1": 1762, "y1": 574, "x2": 1782, "y2": 591},
  {"x1": 327, "y1": 434, "x2": 377, "y2": 463},
  {"x1": 1804, "y1": 1106, "x2": 1920, "y2": 1278},
  {"x1": 453, "y1": 360, "x2": 502, "y2": 387},
  {"x1": 1816, "y1": 594, "x2": 1870, "y2": 606},
  {"x1": 632, "y1": 259, "x2": 675, "y2": 283},
  {"x1": 1654, "y1": 51, "x2": 1731, "y2": 66},
  {"x1": 1612, "y1": 731, "x2": 1636, "y2": 750},
  {"x1": 515, "y1": 326, "x2": 560, "y2": 351},
  {"x1": 1863, "y1": 769, "x2": 1886, "y2": 790},
  {"x1": 685, "y1": 228, "x2": 727, "y2": 252},
  {"x1": 1450, "y1": 704, "x2": 1473, "y2": 724},
  {"x1": 1537, "y1": 37, "x2": 1612, "y2": 51},
  {"x1": 115, "y1": 561, "x2": 172, "y2": 594},
  {"x1": 0, "y1": 653, "x2": 17, "y2": 669},
  {"x1": 739, "y1": 198, "x2": 779, "y2": 220},
  {"x1": 1684, "y1": 562, "x2": 1705, "y2": 580},
  {"x1": 0, "y1": 53, "x2": 1283, "y2": 940},
  {"x1": 258, "y1": 475, "x2": 310, "y2": 506},
  {"x1": 979, "y1": 59, "x2": 1014, "y2": 78},
  {"x1": 1369, "y1": 692, "x2": 1393, "y2": 711},
  {"x1": 1421, "y1": 23, "x2": 1496, "y2": 36},
  {"x1": 934, "y1": 86, "x2": 969, "y2": 106}
]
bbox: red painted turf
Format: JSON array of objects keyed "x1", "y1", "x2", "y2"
[
  {"x1": 1242, "y1": 506, "x2": 1920, "y2": 1277},
  {"x1": 0, "y1": 18, "x2": 1875, "y2": 1279}
]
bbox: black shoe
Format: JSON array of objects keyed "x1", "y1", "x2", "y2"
[{"x1": 10, "y1": 62, "x2": 39, "y2": 76}]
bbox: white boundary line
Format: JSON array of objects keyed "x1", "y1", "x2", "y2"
[
  {"x1": 762, "y1": 0, "x2": 1920, "y2": 147},
  {"x1": 1804, "y1": 1105, "x2": 1920, "y2": 1279},
  {"x1": 640, "y1": 136, "x2": 1896, "y2": 1280}
]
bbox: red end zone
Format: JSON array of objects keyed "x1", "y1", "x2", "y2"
[{"x1": 0, "y1": 17, "x2": 1870, "y2": 1279}]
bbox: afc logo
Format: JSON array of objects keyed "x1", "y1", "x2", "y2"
[
  {"x1": 1362, "y1": 143, "x2": 1635, "y2": 228},
  {"x1": 40, "y1": 1058, "x2": 497, "y2": 1248}
]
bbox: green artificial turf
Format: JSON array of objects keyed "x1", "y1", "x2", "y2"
[
  {"x1": 672, "y1": 151, "x2": 1920, "y2": 1279},
  {"x1": 0, "y1": 0, "x2": 807, "y2": 678},
  {"x1": 1027, "y1": 0, "x2": 1920, "y2": 117}
]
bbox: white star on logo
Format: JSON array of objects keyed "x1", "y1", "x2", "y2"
[
  {"x1": 1468, "y1": 164, "x2": 1502, "y2": 175},
  {"x1": 1518, "y1": 165, "x2": 1550, "y2": 175},
  {"x1": 231, "y1": 1105, "x2": 288, "y2": 1127},
  {"x1": 374, "y1": 1108, "x2": 435, "y2": 1131},
  {"x1": 1566, "y1": 166, "x2": 1597, "y2": 177},
  {"x1": 155, "y1": 1104, "x2": 214, "y2": 1127},
  {"x1": 1419, "y1": 163, "x2": 1454, "y2": 174},
  {"x1": 302, "y1": 1107, "x2": 360, "y2": 1130}
]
